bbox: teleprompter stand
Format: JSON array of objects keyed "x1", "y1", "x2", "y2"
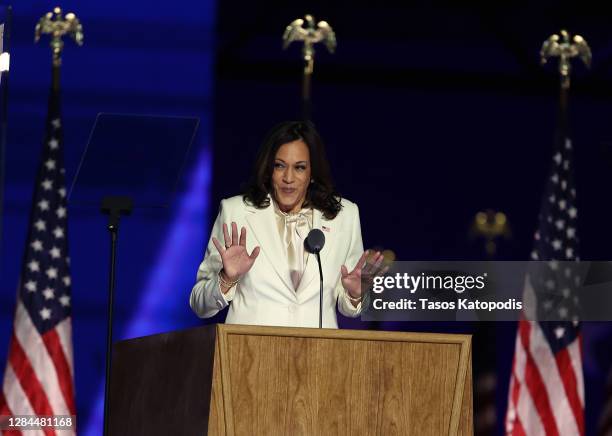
[
  {"x1": 100, "y1": 195, "x2": 132, "y2": 436},
  {"x1": 68, "y1": 113, "x2": 199, "y2": 436}
]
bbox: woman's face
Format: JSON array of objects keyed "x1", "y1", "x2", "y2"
[{"x1": 271, "y1": 139, "x2": 311, "y2": 213}]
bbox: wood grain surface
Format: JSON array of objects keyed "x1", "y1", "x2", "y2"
[
  {"x1": 109, "y1": 325, "x2": 472, "y2": 436},
  {"x1": 212, "y1": 325, "x2": 472, "y2": 436}
]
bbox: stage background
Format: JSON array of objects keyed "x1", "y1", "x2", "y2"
[{"x1": 1, "y1": 1, "x2": 612, "y2": 434}]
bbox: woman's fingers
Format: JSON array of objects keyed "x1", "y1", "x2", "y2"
[
  {"x1": 373, "y1": 251, "x2": 384, "y2": 267},
  {"x1": 231, "y1": 222, "x2": 239, "y2": 246},
  {"x1": 212, "y1": 237, "x2": 225, "y2": 255},
  {"x1": 362, "y1": 251, "x2": 380, "y2": 275},
  {"x1": 341, "y1": 264, "x2": 349, "y2": 277},
  {"x1": 362, "y1": 251, "x2": 385, "y2": 276},
  {"x1": 223, "y1": 222, "x2": 246, "y2": 248},
  {"x1": 239, "y1": 226, "x2": 247, "y2": 247},
  {"x1": 369, "y1": 252, "x2": 384, "y2": 274},
  {"x1": 354, "y1": 250, "x2": 369, "y2": 272},
  {"x1": 249, "y1": 246, "x2": 261, "y2": 260},
  {"x1": 222, "y1": 223, "x2": 231, "y2": 248}
]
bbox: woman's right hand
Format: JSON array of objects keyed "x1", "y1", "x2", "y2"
[{"x1": 212, "y1": 222, "x2": 260, "y2": 283}]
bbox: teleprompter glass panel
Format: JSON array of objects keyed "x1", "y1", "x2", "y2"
[{"x1": 68, "y1": 113, "x2": 199, "y2": 209}]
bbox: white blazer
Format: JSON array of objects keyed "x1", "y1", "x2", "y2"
[{"x1": 189, "y1": 195, "x2": 364, "y2": 328}]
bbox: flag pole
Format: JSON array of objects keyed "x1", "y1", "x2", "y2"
[
  {"x1": 540, "y1": 29, "x2": 591, "y2": 147},
  {"x1": 0, "y1": 7, "x2": 81, "y2": 434},
  {"x1": 33, "y1": 3, "x2": 83, "y2": 429},
  {"x1": 0, "y1": 6, "x2": 11, "y2": 269},
  {"x1": 34, "y1": 7, "x2": 83, "y2": 119},
  {"x1": 504, "y1": 31, "x2": 591, "y2": 435},
  {"x1": 282, "y1": 14, "x2": 336, "y2": 120}
]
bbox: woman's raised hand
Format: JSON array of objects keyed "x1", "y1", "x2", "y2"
[
  {"x1": 212, "y1": 222, "x2": 260, "y2": 281},
  {"x1": 341, "y1": 250, "x2": 387, "y2": 299}
]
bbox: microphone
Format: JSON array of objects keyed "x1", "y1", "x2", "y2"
[
  {"x1": 305, "y1": 229, "x2": 325, "y2": 328},
  {"x1": 305, "y1": 228, "x2": 325, "y2": 253}
]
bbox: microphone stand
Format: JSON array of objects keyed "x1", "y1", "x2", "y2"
[
  {"x1": 315, "y1": 252, "x2": 323, "y2": 328},
  {"x1": 305, "y1": 228, "x2": 325, "y2": 328}
]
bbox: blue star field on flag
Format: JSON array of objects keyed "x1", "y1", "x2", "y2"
[{"x1": 19, "y1": 90, "x2": 72, "y2": 336}]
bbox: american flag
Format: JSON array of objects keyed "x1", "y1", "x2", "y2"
[
  {"x1": 505, "y1": 94, "x2": 584, "y2": 435},
  {"x1": 0, "y1": 70, "x2": 76, "y2": 435}
]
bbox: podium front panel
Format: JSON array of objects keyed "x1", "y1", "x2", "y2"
[
  {"x1": 109, "y1": 325, "x2": 472, "y2": 436},
  {"x1": 213, "y1": 325, "x2": 472, "y2": 436}
]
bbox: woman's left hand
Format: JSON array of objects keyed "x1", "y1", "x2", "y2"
[{"x1": 341, "y1": 250, "x2": 385, "y2": 300}]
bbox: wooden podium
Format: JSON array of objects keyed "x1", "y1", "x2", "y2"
[{"x1": 109, "y1": 324, "x2": 472, "y2": 435}]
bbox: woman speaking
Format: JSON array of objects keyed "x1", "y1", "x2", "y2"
[{"x1": 189, "y1": 121, "x2": 381, "y2": 328}]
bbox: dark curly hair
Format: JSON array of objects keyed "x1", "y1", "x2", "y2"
[{"x1": 242, "y1": 120, "x2": 342, "y2": 219}]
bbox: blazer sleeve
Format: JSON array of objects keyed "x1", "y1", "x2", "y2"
[
  {"x1": 189, "y1": 199, "x2": 238, "y2": 318},
  {"x1": 336, "y1": 202, "x2": 364, "y2": 318}
]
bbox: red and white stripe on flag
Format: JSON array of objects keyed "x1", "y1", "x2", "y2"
[
  {"x1": 505, "y1": 320, "x2": 584, "y2": 436},
  {"x1": 1, "y1": 301, "x2": 75, "y2": 436}
]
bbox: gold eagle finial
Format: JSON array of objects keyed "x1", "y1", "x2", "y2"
[
  {"x1": 35, "y1": 7, "x2": 83, "y2": 66},
  {"x1": 282, "y1": 14, "x2": 336, "y2": 75},
  {"x1": 540, "y1": 29, "x2": 591, "y2": 89}
]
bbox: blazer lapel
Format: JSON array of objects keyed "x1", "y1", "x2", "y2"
[
  {"x1": 318, "y1": 213, "x2": 334, "y2": 268},
  {"x1": 245, "y1": 202, "x2": 294, "y2": 292}
]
